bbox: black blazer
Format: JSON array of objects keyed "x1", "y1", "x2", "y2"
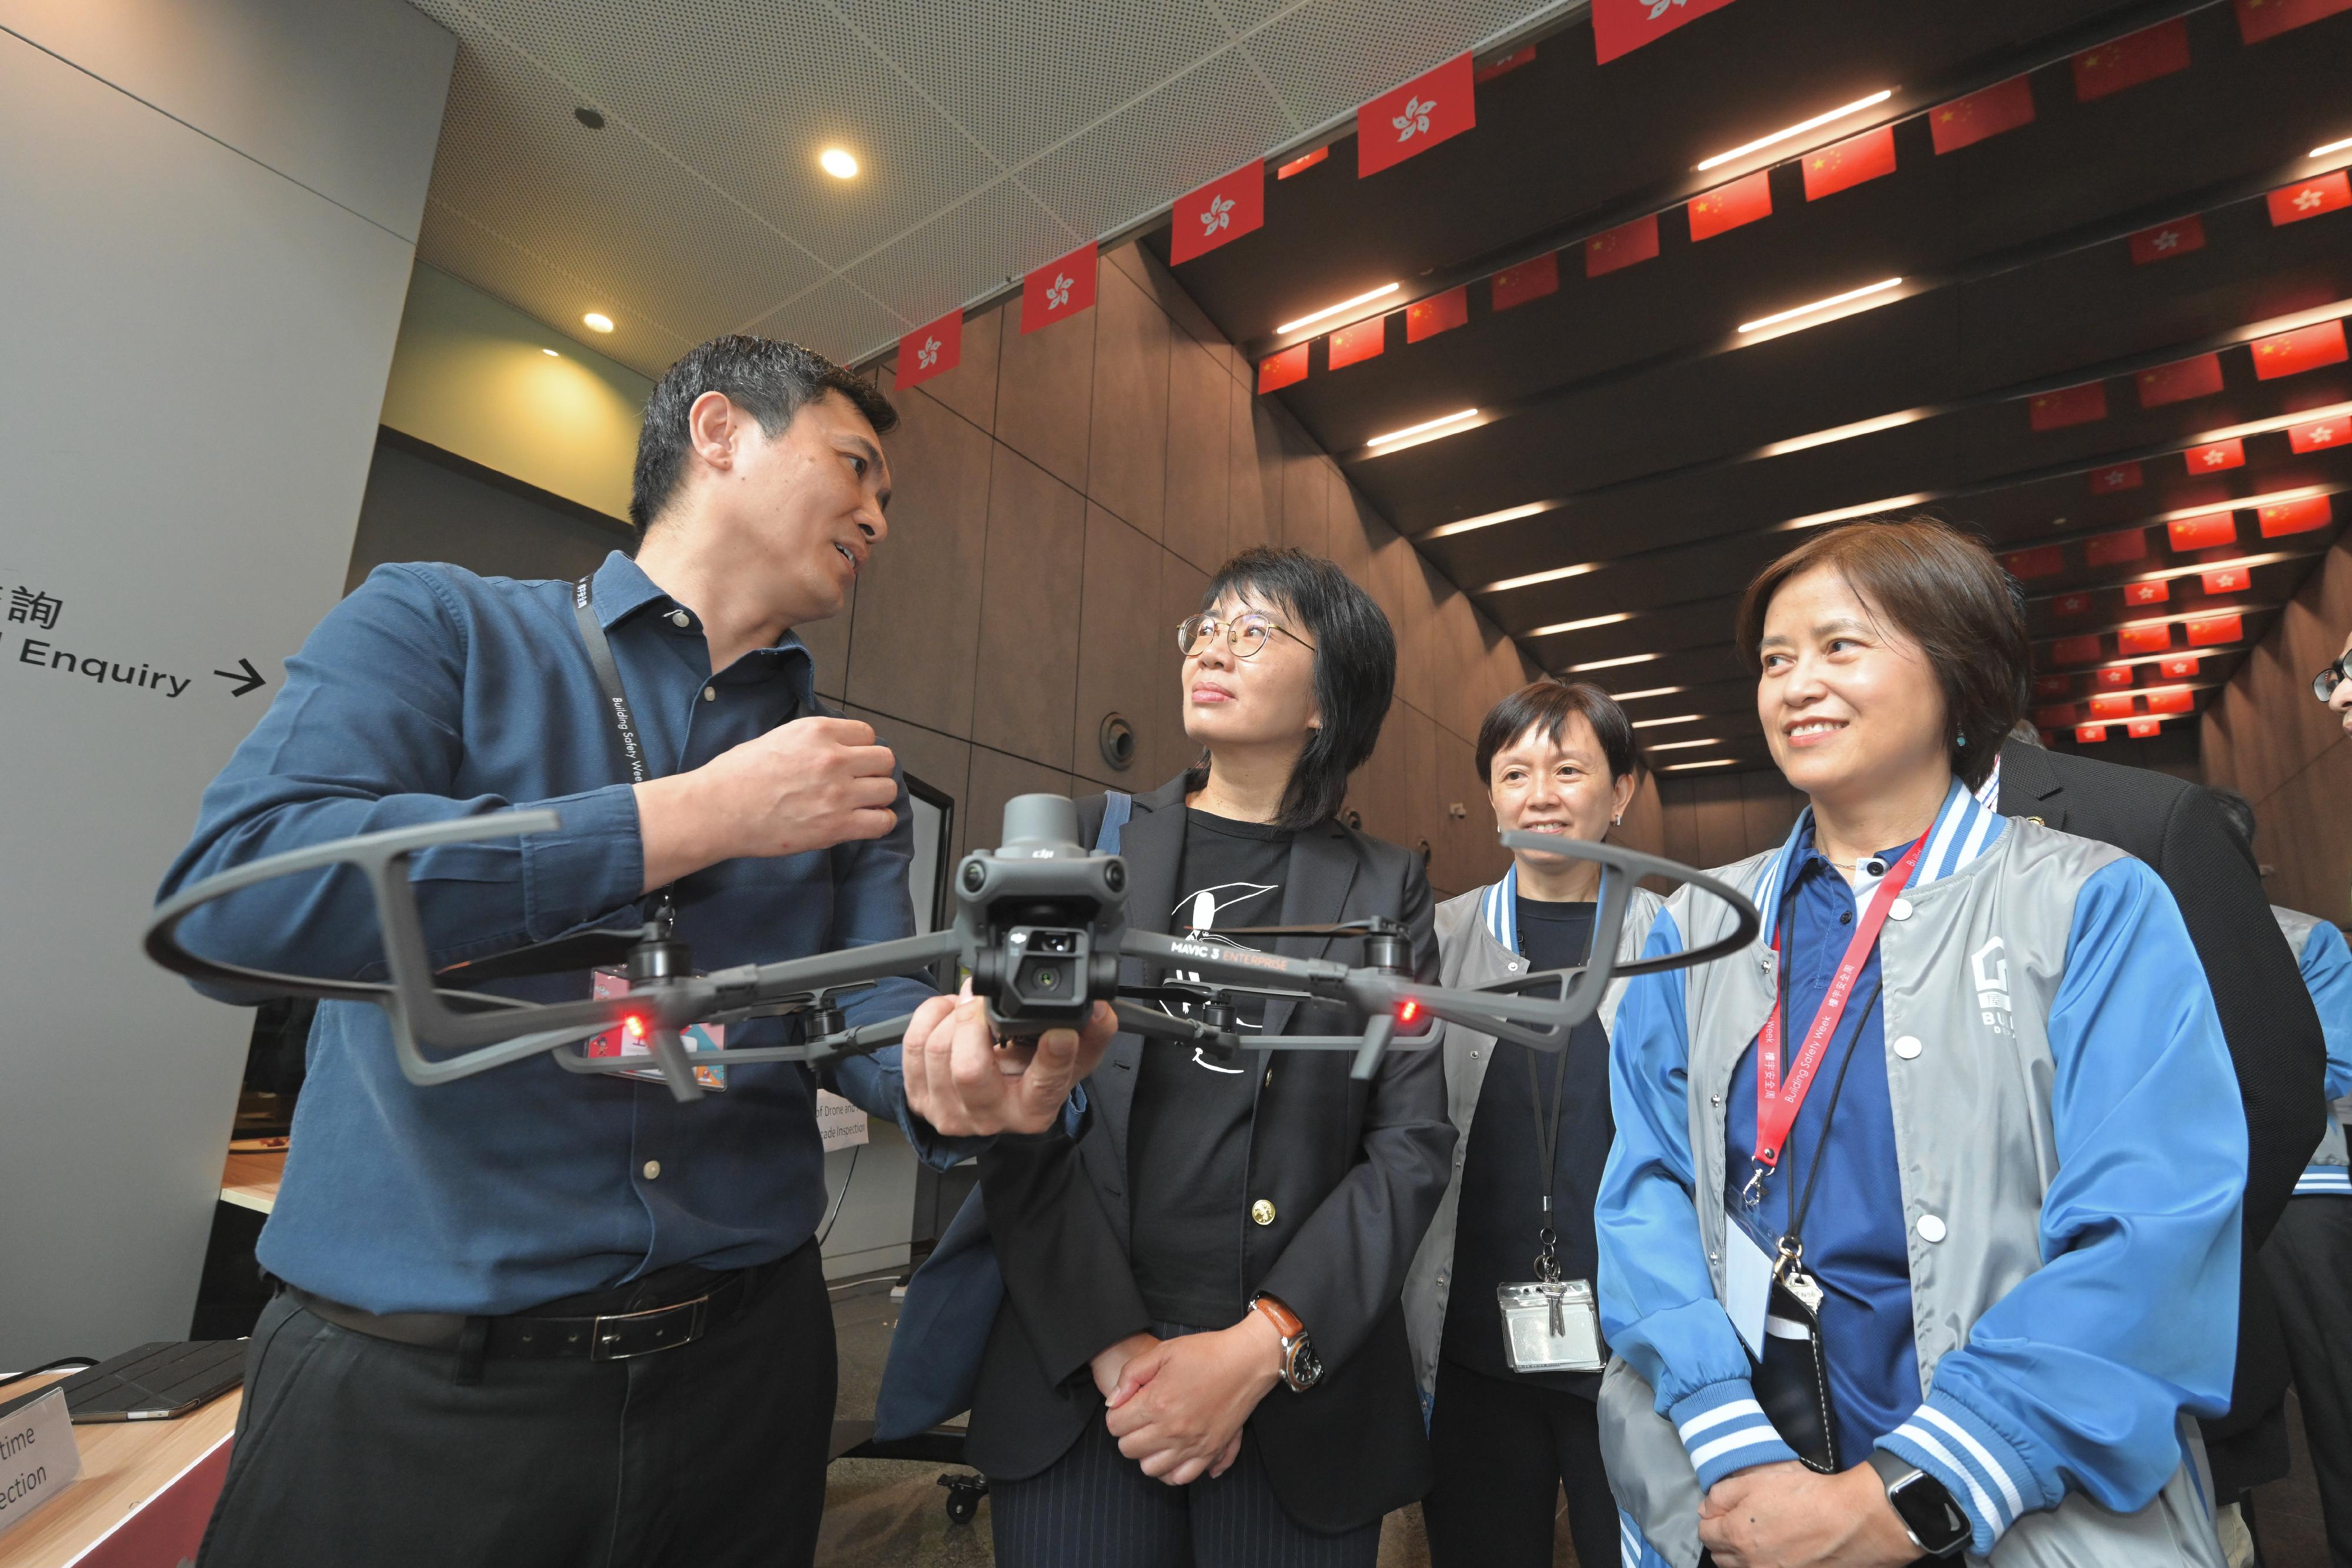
[
  {"x1": 965, "y1": 773, "x2": 1455, "y2": 1532},
  {"x1": 1996, "y1": 739, "x2": 2326, "y2": 1460}
]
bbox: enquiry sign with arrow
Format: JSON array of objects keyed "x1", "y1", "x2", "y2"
[
  {"x1": 0, "y1": 580, "x2": 271, "y2": 704},
  {"x1": 214, "y1": 658, "x2": 266, "y2": 697}
]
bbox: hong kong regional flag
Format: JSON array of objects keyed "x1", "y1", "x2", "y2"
[
  {"x1": 896, "y1": 309, "x2": 962, "y2": 391},
  {"x1": 1170, "y1": 162, "x2": 1264, "y2": 265},
  {"x1": 1358, "y1": 55, "x2": 1475, "y2": 178},
  {"x1": 1593, "y1": 0, "x2": 1740, "y2": 63},
  {"x1": 1021, "y1": 242, "x2": 1097, "y2": 334}
]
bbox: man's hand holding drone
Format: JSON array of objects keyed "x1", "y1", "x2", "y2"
[{"x1": 900, "y1": 981, "x2": 1117, "y2": 1136}]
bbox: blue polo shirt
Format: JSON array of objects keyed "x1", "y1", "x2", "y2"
[
  {"x1": 1722, "y1": 830, "x2": 1921, "y2": 1462},
  {"x1": 158, "y1": 551, "x2": 944, "y2": 1316}
]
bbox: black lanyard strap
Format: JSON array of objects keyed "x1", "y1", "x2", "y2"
[
  {"x1": 574, "y1": 577, "x2": 673, "y2": 931},
  {"x1": 1517, "y1": 904, "x2": 1598, "y2": 1281}
]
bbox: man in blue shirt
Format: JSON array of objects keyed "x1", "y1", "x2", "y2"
[{"x1": 161, "y1": 336, "x2": 1109, "y2": 1568}]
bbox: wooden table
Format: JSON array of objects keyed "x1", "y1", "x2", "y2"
[
  {"x1": 0, "y1": 1374, "x2": 238, "y2": 1568},
  {"x1": 217, "y1": 1151, "x2": 285, "y2": 1216}
]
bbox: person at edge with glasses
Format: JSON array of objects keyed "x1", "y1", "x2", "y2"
[
  {"x1": 1403, "y1": 678, "x2": 1664, "y2": 1568},
  {"x1": 1597, "y1": 517, "x2": 2246, "y2": 1567},
  {"x1": 950, "y1": 547, "x2": 1453, "y2": 1568}
]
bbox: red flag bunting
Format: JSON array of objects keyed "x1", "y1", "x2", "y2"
[
  {"x1": 1021, "y1": 243, "x2": 1098, "y2": 334},
  {"x1": 2237, "y1": 0, "x2": 2352, "y2": 45},
  {"x1": 1358, "y1": 55, "x2": 1475, "y2": 178},
  {"x1": 2169, "y1": 513, "x2": 2239, "y2": 550},
  {"x1": 2036, "y1": 704, "x2": 2078, "y2": 728},
  {"x1": 2253, "y1": 319, "x2": 2350, "y2": 379},
  {"x1": 1586, "y1": 213, "x2": 1660, "y2": 277},
  {"x1": 2053, "y1": 634, "x2": 2104, "y2": 665},
  {"x1": 2053, "y1": 590, "x2": 2094, "y2": 617},
  {"x1": 1256, "y1": 343, "x2": 1309, "y2": 394},
  {"x1": 2119, "y1": 624, "x2": 2174, "y2": 655},
  {"x1": 2137, "y1": 353, "x2": 2224, "y2": 408},
  {"x1": 2096, "y1": 666, "x2": 2136, "y2": 690},
  {"x1": 2160, "y1": 656, "x2": 2199, "y2": 678},
  {"x1": 1491, "y1": 253, "x2": 1560, "y2": 312},
  {"x1": 1930, "y1": 76, "x2": 2036, "y2": 154},
  {"x1": 1802, "y1": 126, "x2": 1897, "y2": 200},
  {"x1": 2002, "y1": 545, "x2": 2067, "y2": 579},
  {"x1": 2127, "y1": 717, "x2": 2163, "y2": 738},
  {"x1": 2147, "y1": 686, "x2": 2196, "y2": 713},
  {"x1": 2029, "y1": 382, "x2": 2107, "y2": 430},
  {"x1": 1475, "y1": 45, "x2": 1536, "y2": 83},
  {"x1": 2290, "y1": 414, "x2": 2350, "y2": 452},
  {"x1": 1405, "y1": 286, "x2": 1469, "y2": 343},
  {"x1": 2090, "y1": 462, "x2": 2145, "y2": 494},
  {"x1": 2123, "y1": 579, "x2": 2171, "y2": 606},
  {"x1": 1688, "y1": 172, "x2": 1772, "y2": 240},
  {"x1": 2086, "y1": 529, "x2": 2149, "y2": 564},
  {"x1": 2072, "y1": 18, "x2": 2191, "y2": 102},
  {"x1": 2259, "y1": 495, "x2": 2334, "y2": 536},
  {"x1": 2076, "y1": 724, "x2": 2111, "y2": 743},
  {"x1": 1327, "y1": 316, "x2": 1387, "y2": 370},
  {"x1": 896, "y1": 309, "x2": 963, "y2": 391},
  {"x1": 1275, "y1": 148, "x2": 1327, "y2": 179},
  {"x1": 2187, "y1": 614, "x2": 2244, "y2": 647},
  {"x1": 2268, "y1": 170, "x2": 2352, "y2": 226},
  {"x1": 2089, "y1": 693, "x2": 2137, "y2": 720},
  {"x1": 2128, "y1": 216, "x2": 2206, "y2": 265},
  {"x1": 1170, "y1": 162, "x2": 1265, "y2": 265},
  {"x1": 1592, "y1": 0, "x2": 1740, "y2": 63},
  {"x1": 2034, "y1": 674, "x2": 2073, "y2": 699},
  {"x1": 2203, "y1": 566, "x2": 2251, "y2": 593},
  {"x1": 2186, "y1": 438, "x2": 2246, "y2": 472}
]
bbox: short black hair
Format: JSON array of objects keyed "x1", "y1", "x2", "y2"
[
  {"x1": 1200, "y1": 547, "x2": 1396, "y2": 831},
  {"x1": 2207, "y1": 785, "x2": 2257, "y2": 861},
  {"x1": 630, "y1": 335, "x2": 897, "y2": 533},
  {"x1": 1475, "y1": 679, "x2": 1638, "y2": 785}
]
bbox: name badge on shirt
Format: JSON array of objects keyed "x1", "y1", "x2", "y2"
[
  {"x1": 1496, "y1": 1279, "x2": 1605, "y2": 1373},
  {"x1": 584, "y1": 967, "x2": 728, "y2": 1090},
  {"x1": 1723, "y1": 1206, "x2": 1775, "y2": 1359}
]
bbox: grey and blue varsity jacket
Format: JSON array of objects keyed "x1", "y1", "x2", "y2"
[{"x1": 2270, "y1": 905, "x2": 2352, "y2": 1196}]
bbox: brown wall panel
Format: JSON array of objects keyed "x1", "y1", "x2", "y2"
[
  {"x1": 843, "y1": 703, "x2": 973, "y2": 834},
  {"x1": 1278, "y1": 440, "x2": 1329, "y2": 557},
  {"x1": 1154, "y1": 551, "x2": 1211, "y2": 787},
  {"x1": 1162, "y1": 337, "x2": 1230, "y2": 574},
  {"x1": 971, "y1": 447, "x2": 1087, "y2": 768},
  {"x1": 1072, "y1": 506, "x2": 1167, "y2": 792},
  {"x1": 1227, "y1": 378, "x2": 1277, "y2": 559},
  {"x1": 799, "y1": 580, "x2": 851, "y2": 701},
  {"x1": 1085, "y1": 265, "x2": 1169, "y2": 539},
  {"x1": 994, "y1": 300, "x2": 1094, "y2": 496}
]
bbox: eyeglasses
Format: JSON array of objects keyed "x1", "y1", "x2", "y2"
[
  {"x1": 2314, "y1": 656, "x2": 2352, "y2": 703},
  {"x1": 1177, "y1": 611, "x2": 1316, "y2": 660}
]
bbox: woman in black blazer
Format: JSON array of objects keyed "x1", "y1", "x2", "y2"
[{"x1": 971, "y1": 547, "x2": 1455, "y2": 1567}]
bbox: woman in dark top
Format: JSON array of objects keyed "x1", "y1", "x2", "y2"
[
  {"x1": 970, "y1": 547, "x2": 1455, "y2": 1567},
  {"x1": 1402, "y1": 679, "x2": 1663, "y2": 1568}
]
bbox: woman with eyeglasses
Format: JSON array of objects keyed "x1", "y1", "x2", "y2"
[
  {"x1": 2316, "y1": 633, "x2": 2352, "y2": 731},
  {"x1": 1596, "y1": 519, "x2": 2245, "y2": 1567},
  {"x1": 964, "y1": 546, "x2": 1454, "y2": 1568}
]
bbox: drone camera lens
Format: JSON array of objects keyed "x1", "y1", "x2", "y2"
[{"x1": 1036, "y1": 930, "x2": 1078, "y2": 954}]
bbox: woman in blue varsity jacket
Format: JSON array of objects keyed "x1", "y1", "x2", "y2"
[{"x1": 1596, "y1": 518, "x2": 2246, "y2": 1567}]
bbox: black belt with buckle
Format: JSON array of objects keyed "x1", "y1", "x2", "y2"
[{"x1": 283, "y1": 1261, "x2": 759, "y2": 1363}]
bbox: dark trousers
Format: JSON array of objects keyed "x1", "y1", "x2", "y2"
[
  {"x1": 196, "y1": 1241, "x2": 835, "y2": 1568},
  {"x1": 990, "y1": 1387, "x2": 1381, "y2": 1568},
  {"x1": 1423, "y1": 1363, "x2": 1619, "y2": 1568},
  {"x1": 2260, "y1": 1195, "x2": 2352, "y2": 1568}
]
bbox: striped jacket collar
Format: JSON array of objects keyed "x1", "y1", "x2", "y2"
[
  {"x1": 1752, "y1": 777, "x2": 2007, "y2": 941},
  {"x1": 1478, "y1": 857, "x2": 1619, "y2": 955}
]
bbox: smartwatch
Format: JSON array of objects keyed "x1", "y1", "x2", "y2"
[
  {"x1": 1248, "y1": 1293, "x2": 1322, "y2": 1393},
  {"x1": 1865, "y1": 1450, "x2": 1970, "y2": 1559}
]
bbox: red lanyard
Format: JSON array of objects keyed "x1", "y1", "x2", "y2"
[{"x1": 1744, "y1": 832, "x2": 1928, "y2": 1205}]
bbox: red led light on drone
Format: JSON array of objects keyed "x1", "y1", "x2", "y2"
[
  {"x1": 623, "y1": 1015, "x2": 647, "y2": 1041},
  {"x1": 1397, "y1": 1000, "x2": 1422, "y2": 1024}
]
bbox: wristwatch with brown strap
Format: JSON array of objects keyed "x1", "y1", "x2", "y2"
[{"x1": 1248, "y1": 1292, "x2": 1323, "y2": 1393}]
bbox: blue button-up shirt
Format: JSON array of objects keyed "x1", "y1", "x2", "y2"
[{"x1": 159, "y1": 551, "x2": 946, "y2": 1315}]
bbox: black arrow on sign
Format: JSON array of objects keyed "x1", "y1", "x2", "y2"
[{"x1": 215, "y1": 657, "x2": 266, "y2": 697}]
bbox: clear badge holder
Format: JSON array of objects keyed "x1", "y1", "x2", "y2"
[{"x1": 1497, "y1": 1278, "x2": 1604, "y2": 1373}]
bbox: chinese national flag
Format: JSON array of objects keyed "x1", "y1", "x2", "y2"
[
  {"x1": 2169, "y1": 513, "x2": 2239, "y2": 551},
  {"x1": 896, "y1": 309, "x2": 963, "y2": 391},
  {"x1": 1255, "y1": 343, "x2": 1308, "y2": 394},
  {"x1": 2036, "y1": 704, "x2": 2078, "y2": 728},
  {"x1": 2187, "y1": 614, "x2": 2244, "y2": 647},
  {"x1": 2124, "y1": 579, "x2": 2171, "y2": 606},
  {"x1": 2289, "y1": 414, "x2": 2350, "y2": 452},
  {"x1": 1930, "y1": 76, "x2": 2035, "y2": 154},
  {"x1": 2089, "y1": 694, "x2": 2137, "y2": 720},
  {"x1": 2053, "y1": 590, "x2": 2094, "y2": 617},
  {"x1": 2053, "y1": 634, "x2": 2104, "y2": 665},
  {"x1": 1688, "y1": 172, "x2": 1772, "y2": 240},
  {"x1": 2252, "y1": 319, "x2": 2350, "y2": 379},
  {"x1": 1327, "y1": 316, "x2": 1386, "y2": 370},
  {"x1": 2072, "y1": 18, "x2": 2191, "y2": 102},
  {"x1": 2136, "y1": 353, "x2": 2224, "y2": 408},
  {"x1": 2147, "y1": 686, "x2": 2196, "y2": 714},
  {"x1": 2002, "y1": 545, "x2": 2066, "y2": 579},
  {"x1": 1475, "y1": 45, "x2": 1537, "y2": 83},
  {"x1": 1275, "y1": 148, "x2": 1327, "y2": 179},
  {"x1": 1406, "y1": 286, "x2": 1469, "y2": 343},
  {"x1": 1802, "y1": 126, "x2": 1896, "y2": 200},
  {"x1": 1021, "y1": 242, "x2": 1097, "y2": 334},
  {"x1": 2127, "y1": 717, "x2": 2163, "y2": 738},
  {"x1": 2090, "y1": 462, "x2": 2144, "y2": 494},
  {"x1": 2029, "y1": 382, "x2": 2107, "y2": 431},
  {"x1": 2204, "y1": 566, "x2": 2252, "y2": 593},
  {"x1": 2160, "y1": 656, "x2": 2199, "y2": 678},
  {"x1": 2086, "y1": 529, "x2": 2149, "y2": 565},
  {"x1": 2268, "y1": 170, "x2": 2352, "y2": 226},
  {"x1": 1592, "y1": 0, "x2": 1740, "y2": 63},
  {"x1": 2259, "y1": 494, "x2": 2334, "y2": 536},
  {"x1": 1170, "y1": 162, "x2": 1265, "y2": 265},
  {"x1": 1491, "y1": 253, "x2": 1559, "y2": 312},
  {"x1": 1358, "y1": 55, "x2": 1475, "y2": 178},
  {"x1": 2034, "y1": 674, "x2": 2072, "y2": 699},
  {"x1": 2237, "y1": 0, "x2": 2352, "y2": 43},
  {"x1": 2119, "y1": 624, "x2": 2173, "y2": 656},
  {"x1": 1586, "y1": 214, "x2": 1659, "y2": 277},
  {"x1": 2076, "y1": 724, "x2": 2111, "y2": 743},
  {"x1": 2186, "y1": 438, "x2": 2246, "y2": 473},
  {"x1": 2096, "y1": 666, "x2": 2136, "y2": 689},
  {"x1": 2128, "y1": 216, "x2": 2206, "y2": 265}
]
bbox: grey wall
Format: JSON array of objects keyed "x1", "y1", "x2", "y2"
[{"x1": 0, "y1": 1, "x2": 455, "y2": 1368}]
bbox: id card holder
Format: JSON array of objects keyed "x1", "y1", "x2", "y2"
[
  {"x1": 1723, "y1": 1208, "x2": 1774, "y2": 1359},
  {"x1": 584, "y1": 967, "x2": 728, "y2": 1089},
  {"x1": 1496, "y1": 1279, "x2": 1604, "y2": 1373}
]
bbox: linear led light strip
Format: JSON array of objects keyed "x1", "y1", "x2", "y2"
[
  {"x1": 1696, "y1": 90, "x2": 1893, "y2": 172},
  {"x1": 1663, "y1": 758, "x2": 1736, "y2": 771},
  {"x1": 1424, "y1": 500, "x2": 1562, "y2": 540},
  {"x1": 1565, "y1": 653, "x2": 1658, "y2": 673},
  {"x1": 1367, "y1": 408, "x2": 1480, "y2": 449},
  {"x1": 2160, "y1": 484, "x2": 2332, "y2": 523},
  {"x1": 1525, "y1": 611, "x2": 1632, "y2": 637},
  {"x1": 1483, "y1": 561, "x2": 1598, "y2": 593},
  {"x1": 1631, "y1": 713, "x2": 1704, "y2": 728},
  {"x1": 1276, "y1": 283, "x2": 1398, "y2": 336},
  {"x1": 1613, "y1": 685, "x2": 1687, "y2": 700},
  {"x1": 2317, "y1": 135, "x2": 2352, "y2": 158},
  {"x1": 1739, "y1": 278, "x2": 1905, "y2": 335},
  {"x1": 1648, "y1": 738, "x2": 1720, "y2": 751}
]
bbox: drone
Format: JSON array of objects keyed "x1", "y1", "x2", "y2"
[{"x1": 146, "y1": 794, "x2": 1759, "y2": 1104}]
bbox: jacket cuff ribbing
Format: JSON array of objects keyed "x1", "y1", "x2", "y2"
[
  {"x1": 1669, "y1": 1379, "x2": 1799, "y2": 1491},
  {"x1": 1880, "y1": 1393, "x2": 2043, "y2": 1558}
]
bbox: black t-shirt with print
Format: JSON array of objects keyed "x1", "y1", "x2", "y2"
[{"x1": 1127, "y1": 808, "x2": 1293, "y2": 1326}]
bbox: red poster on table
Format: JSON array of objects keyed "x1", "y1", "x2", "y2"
[
  {"x1": 1592, "y1": 0, "x2": 1740, "y2": 63},
  {"x1": 1585, "y1": 214, "x2": 1659, "y2": 277},
  {"x1": 2072, "y1": 18, "x2": 2191, "y2": 101},
  {"x1": 1021, "y1": 243, "x2": 1097, "y2": 334},
  {"x1": 2136, "y1": 353, "x2": 2224, "y2": 407},
  {"x1": 2253, "y1": 319, "x2": 2349, "y2": 379},
  {"x1": 1930, "y1": 76, "x2": 2035, "y2": 154},
  {"x1": 1491, "y1": 253, "x2": 1560, "y2": 311},
  {"x1": 896, "y1": 309, "x2": 962, "y2": 390},
  {"x1": 1358, "y1": 55, "x2": 1475, "y2": 177},
  {"x1": 1802, "y1": 126, "x2": 1896, "y2": 200},
  {"x1": 2028, "y1": 382, "x2": 2107, "y2": 431},
  {"x1": 1688, "y1": 172, "x2": 1772, "y2": 240},
  {"x1": 1170, "y1": 162, "x2": 1265, "y2": 265},
  {"x1": 2118, "y1": 624, "x2": 2173, "y2": 656},
  {"x1": 2128, "y1": 216, "x2": 2206, "y2": 265}
]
